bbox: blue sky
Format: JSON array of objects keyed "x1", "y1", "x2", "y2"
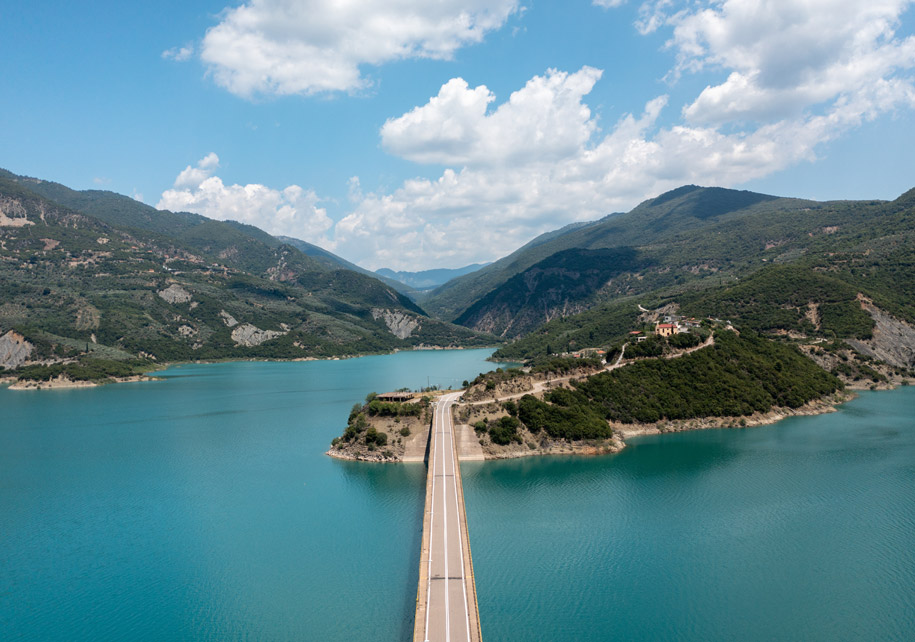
[{"x1": 2, "y1": 1, "x2": 914, "y2": 270}]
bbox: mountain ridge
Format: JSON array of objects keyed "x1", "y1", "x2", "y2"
[{"x1": 0, "y1": 168, "x2": 495, "y2": 376}]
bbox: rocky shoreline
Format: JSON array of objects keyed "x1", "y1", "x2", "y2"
[
  {"x1": 614, "y1": 391, "x2": 853, "y2": 439},
  {"x1": 6, "y1": 374, "x2": 154, "y2": 390},
  {"x1": 326, "y1": 388, "x2": 867, "y2": 464}
]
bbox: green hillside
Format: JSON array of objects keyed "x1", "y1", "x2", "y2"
[
  {"x1": 549, "y1": 330, "x2": 841, "y2": 425},
  {"x1": 492, "y1": 187, "x2": 915, "y2": 361},
  {"x1": 0, "y1": 170, "x2": 494, "y2": 378},
  {"x1": 423, "y1": 186, "x2": 820, "y2": 323},
  {"x1": 454, "y1": 247, "x2": 650, "y2": 337}
]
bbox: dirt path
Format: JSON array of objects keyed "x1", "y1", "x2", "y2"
[{"x1": 465, "y1": 335, "x2": 714, "y2": 407}]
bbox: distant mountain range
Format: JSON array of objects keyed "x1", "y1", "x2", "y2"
[
  {"x1": 0, "y1": 168, "x2": 493, "y2": 372},
  {"x1": 375, "y1": 263, "x2": 489, "y2": 291}
]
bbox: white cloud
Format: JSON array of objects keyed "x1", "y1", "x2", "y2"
[
  {"x1": 330, "y1": 1, "x2": 915, "y2": 270},
  {"x1": 172, "y1": 152, "x2": 220, "y2": 189},
  {"x1": 164, "y1": 1, "x2": 915, "y2": 271},
  {"x1": 653, "y1": 0, "x2": 915, "y2": 123},
  {"x1": 157, "y1": 153, "x2": 333, "y2": 242},
  {"x1": 200, "y1": 0, "x2": 519, "y2": 97},
  {"x1": 162, "y1": 44, "x2": 194, "y2": 62},
  {"x1": 380, "y1": 67, "x2": 603, "y2": 166},
  {"x1": 593, "y1": 0, "x2": 628, "y2": 7}
]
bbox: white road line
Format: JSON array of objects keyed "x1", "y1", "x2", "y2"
[
  {"x1": 424, "y1": 403, "x2": 436, "y2": 640},
  {"x1": 446, "y1": 395, "x2": 472, "y2": 642},
  {"x1": 442, "y1": 402, "x2": 450, "y2": 642}
]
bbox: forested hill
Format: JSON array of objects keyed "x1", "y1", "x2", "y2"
[
  {"x1": 518, "y1": 330, "x2": 842, "y2": 431},
  {"x1": 0, "y1": 169, "x2": 494, "y2": 378},
  {"x1": 492, "y1": 187, "x2": 915, "y2": 370},
  {"x1": 422, "y1": 186, "x2": 815, "y2": 323},
  {"x1": 432, "y1": 184, "x2": 915, "y2": 342}
]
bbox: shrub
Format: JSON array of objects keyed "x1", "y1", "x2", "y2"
[{"x1": 488, "y1": 415, "x2": 522, "y2": 445}]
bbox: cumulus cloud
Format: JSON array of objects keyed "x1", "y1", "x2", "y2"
[
  {"x1": 380, "y1": 67, "x2": 603, "y2": 166},
  {"x1": 157, "y1": 153, "x2": 333, "y2": 242},
  {"x1": 330, "y1": 1, "x2": 915, "y2": 269},
  {"x1": 646, "y1": 0, "x2": 915, "y2": 123},
  {"x1": 165, "y1": 1, "x2": 915, "y2": 270},
  {"x1": 200, "y1": 0, "x2": 519, "y2": 97}
]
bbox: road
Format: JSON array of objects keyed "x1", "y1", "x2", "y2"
[{"x1": 415, "y1": 391, "x2": 482, "y2": 642}]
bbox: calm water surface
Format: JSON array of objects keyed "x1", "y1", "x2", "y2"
[
  {"x1": 2, "y1": 353, "x2": 913, "y2": 641},
  {"x1": 1, "y1": 350, "x2": 499, "y2": 641},
  {"x1": 464, "y1": 386, "x2": 915, "y2": 641}
]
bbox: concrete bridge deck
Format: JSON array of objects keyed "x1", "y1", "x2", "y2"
[{"x1": 414, "y1": 392, "x2": 482, "y2": 642}]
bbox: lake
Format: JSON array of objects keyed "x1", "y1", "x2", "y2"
[{"x1": 2, "y1": 351, "x2": 913, "y2": 640}]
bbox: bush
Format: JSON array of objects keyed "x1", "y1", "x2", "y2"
[
  {"x1": 668, "y1": 332, "x2": 702, "y2": 349},
  {"x1": 517, "y1": 393, "x2": 612, "y2": 440},
  {"x1": 488, "y1": 415, "x2": 522, "y2": 445},
  {"x1": 365, "y1": 427, "x2": 388, "y2": 446}
]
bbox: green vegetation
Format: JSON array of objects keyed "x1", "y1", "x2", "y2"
[
  {"x1": 14, "y1": 357, "x2": 153, "y2": 383},
  {"x1": 624, "y1": 336, "x2": 665, "y2": 358},
  {"x1": 529, "y1": 356, "x2": 603, "y2": 374},
  {"x1": 0, "y1": 170, "x2": 495, "y2": 372},
  {"x1": 680, "y1": 265, "x2": 875, "y2": 338},
  {"x1": 366, "y1": 399, "x2": 425, "y2": 417},
  {"x1": 487, "y1": 415, "x2": 522, "y2": 445},
  {"x1": 493, "y1": 297, "x2": 640, "y2": 361},
  {"x1": 573, "y1": 331, "x2": 841, "y2": 423},
  {"x1": 517, "y1": 392, "x2": 613, "y2": 440},
  {"x1": 454, "y1": 247, "x2": 650, "y2": 337},
  {"x1": 447, "y1": 184, "x2": 915, "y2": 363}
]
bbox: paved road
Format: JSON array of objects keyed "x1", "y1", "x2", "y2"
[{"x1": 416, "y1": 391, "x2": 481, "y2": 642}]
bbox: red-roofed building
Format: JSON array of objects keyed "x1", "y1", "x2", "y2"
[{"x1": 656, "y1": 322, "x2": 678, "y2": 337}]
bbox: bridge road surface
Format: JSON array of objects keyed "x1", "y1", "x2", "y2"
[{"x1": 414, "y1": 391, "x2": 482, "y2": 642}]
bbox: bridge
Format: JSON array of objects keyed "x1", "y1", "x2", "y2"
[{"x1": 413, "y1": 391, "x2": 483, "y2": 642}]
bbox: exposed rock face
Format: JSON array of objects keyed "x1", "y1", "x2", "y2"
[
  {"x1": 0, "y1": 330, "x2": 33, "y2": 369},
  {"x1": 157, "y1": 283, "x2": 192, "y2": 304},
  {"x1": 219, "y1": 310, "x2": 239, "y2": 327},
  {"x1": 848, "y1": 296, "x2": 915, "y2": 368},
  {"x1": 178, "y1": 325, "x2": 197, "y2": 337},
  {"x1": 372, "y1": 308, "x2": 421, "y2": 339},
  {"x1": 0, "y1": 197, "x2": 33, "y2": 227},
  {"x1": 231, "y1": 323, "x2": 286, "y2": 347}
]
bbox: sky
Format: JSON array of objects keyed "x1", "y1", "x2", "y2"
[{"x1": 2, "y1": 0, "x2": 914, "y2": 271}]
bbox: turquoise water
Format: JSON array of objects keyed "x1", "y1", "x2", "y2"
[
  {"x1": 2, "y1": 354, "x2": 913, "y2": 641},
  {"x1": 463, "y1": 387, "x2": 915, "y2": 641},
  {"x1": 0, "y1": 350, "x2": 499, "y2": 641}
]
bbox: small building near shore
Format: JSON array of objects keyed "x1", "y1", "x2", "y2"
[{"x1": 376, "y1": 391, "x2": 416, "y2": 402}]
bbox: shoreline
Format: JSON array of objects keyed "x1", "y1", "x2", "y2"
[
  {"x1": 614, "y1": 391, "x2": 854, "y2": 439},
  {"x1": 6, "y1": 374, "x2": 156, "y2": 391},
  {"x1": 326, "y1": 388, "x2": 868, "y2": 463},
  {"x1": 2, "y1": 344, "x2": 501, "y2": 391}
]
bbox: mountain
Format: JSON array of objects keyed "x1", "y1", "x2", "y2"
[
  {"x1": 0, "y1": 169, "x2": 494, "y2": 373},
  {"x1": 375, "y1": 263, "x2": 489, "y2": 290},
  {"x1": 426, "y1": 185, "x2": 897, "y2": 337},
  {"x1": 493, "y1": 187, "x2": 915, "y2": 364},
  {"x1": 453, "y1": 248, "x2": 648, "y2": 336},
  {"x1": 274, "y1": 235, "x2": 417, "y2": 295}
]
